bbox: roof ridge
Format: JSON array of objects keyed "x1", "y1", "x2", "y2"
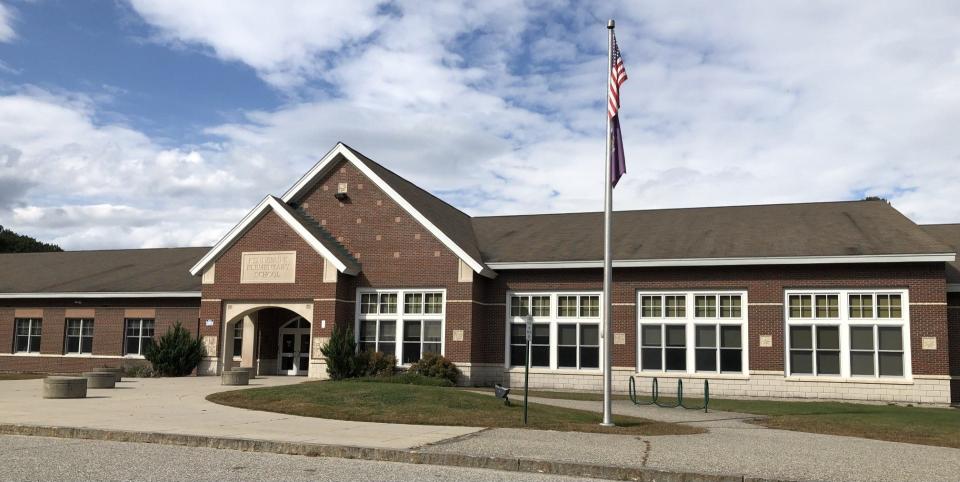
[{"x1": 0, "y1": 246, "x2": 210, "y2": 255}]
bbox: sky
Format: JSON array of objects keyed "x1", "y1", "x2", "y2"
[{"x1": 0, "y1": 0, "x2": 958, "y2": 250}]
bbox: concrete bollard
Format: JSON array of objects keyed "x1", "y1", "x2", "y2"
[
  {"x1": 92, "y1": 367, "x2": 122, "y2": 383},
  {"x1": 82, "y1": 372, "x2": 117, "y2": 389},
  {"x1": 43, "y1": 377, "x2": 88, "y2": 399},
  {"x1": 221, "y1": 370, "x2": 250, "y2": 386},
  {"x1": 232, "y1": 367, "x2": 254, "y2": 379}
]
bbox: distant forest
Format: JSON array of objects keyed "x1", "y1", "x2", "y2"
[{"x1": 0, "y1": 226, "x2": 63, "y2": 253}]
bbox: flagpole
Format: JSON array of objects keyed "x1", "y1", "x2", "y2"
[{"x1": 601, "y1": 18, "x2": 615, "y2": 427}]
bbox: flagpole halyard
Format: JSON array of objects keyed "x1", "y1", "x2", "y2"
[{"x1": 601, "y1": 18, "x2": 615, "y2": 428}]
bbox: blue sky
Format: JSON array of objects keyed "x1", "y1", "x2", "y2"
[{"x1": 0, "y1": 1, "x2": 959, "y2": 249}]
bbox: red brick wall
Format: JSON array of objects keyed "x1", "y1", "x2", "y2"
[
  {"x1": 477, "y1": 263, "x2": 949, "y2": 375},
  {"x1": 948, "y1": 292, "x2": 960, "y2": 402}
]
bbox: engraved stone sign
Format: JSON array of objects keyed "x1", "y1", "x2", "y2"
[
  {"x1": 452, "y1": 329, "x2": 464, "y2": 342},
  {"x1": 614, "y1": 332, "x2": 626, "y2": 345},
  {"x1": 922, "y1": 337, "x2": 937, "y2": 350},
  {"x1": 312, "y1": 337, "x2": 329, "y2": 358},
  {"x1": 759, "y1": 335, "x2": 773, "y2": 347},
  {"x1": 201, "y1": 336, "x2": 218, "y2": 356},
  {"x1": 240, "y1": 251, "x2": 296, "y2": 283}
]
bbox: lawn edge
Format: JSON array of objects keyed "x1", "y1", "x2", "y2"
[{"x1": 0, "y1": 423, "x2": 778, "y2": 482}]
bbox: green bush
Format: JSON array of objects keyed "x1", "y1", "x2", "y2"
[
  {"x1": 356, "y1": 350, "x2": 397, "y2": 377},
  {"x1": 408, "y1": 352, "x2": 460, "y2": 385},
  {"x1": 320, "y1": 324, "x2": 359, "y2": 380},
  {"x1": 354, "y1": 372, "x2": 454, "y2": 387},
  {"x1": 143, "y1": 322, "x2": 204, "y2": 376}
]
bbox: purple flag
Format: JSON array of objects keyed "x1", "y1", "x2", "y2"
[{"x1": 610, "y1": 115, "x2": 626, "y2": 186}]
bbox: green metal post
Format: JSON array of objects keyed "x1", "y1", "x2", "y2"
[{"x1": 523, "y1": 333, "x2": 530, "y2": 424}]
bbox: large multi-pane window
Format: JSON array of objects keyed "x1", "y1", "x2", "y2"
[
  {"x1": 65, "y1": 318, "x2": 94, "y2": 354},
  {"x1": 507, "y1": 292, "x2": 601, "y2": 370},
  {"x1": 357, "y1": 289, "x2": 444, "y2": 364},
  {"x1": 125, "y1": 318, "x2": 155, "y2": 356},
  {"x1": 638, "y1": 292, "x2": 747, "y2": 374},
  {"x1": 14, "y1": 318, "x2": 42, "y2": 353},
  {"x1": 785, "y1": 290, "x2": 908, "y2": 378}
]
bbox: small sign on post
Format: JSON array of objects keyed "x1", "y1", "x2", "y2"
[{"x1": 524, "y1": 317, "x2": 533, "y2": 425}]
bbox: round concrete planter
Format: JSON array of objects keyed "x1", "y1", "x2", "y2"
[
  {"x1": 43, "y1": 377, "x2": 87, "y2": 399},
  {"x1": 232, "y1": 367, "x2": 254, "y2": 379},
  {"x1": 92, "y1": 367, "x2": 122, "y2": 383},
  {"x1": 82, "y1": 372, "x2": 117, "y2": 389},
  {"x1": 221, "y1": 370, "x2": 250, "y2": 386}
]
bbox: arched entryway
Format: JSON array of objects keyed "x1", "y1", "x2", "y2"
[{"x1": 220, "y1": 302, "x2": 314, "y2": 377}]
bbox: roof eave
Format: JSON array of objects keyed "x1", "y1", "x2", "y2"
[
  {"x1": 0, "y1": 291, "x2": 201, "y2": 299},
  {"x1": 486, "y1": 252, "x2": 957, "y2": 270}
]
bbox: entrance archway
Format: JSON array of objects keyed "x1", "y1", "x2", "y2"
[
  {"x1": 278, "y1": 316, "x2": 311, "y2": 376},
  {"x1": 220, "y1": 302, "x2": 314, "y2": 376}
]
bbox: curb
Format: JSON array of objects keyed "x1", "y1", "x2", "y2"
[{"x1": 0, "y1": 423, "x2": 783, "y2": 482}]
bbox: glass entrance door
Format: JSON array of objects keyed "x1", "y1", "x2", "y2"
[{"x1": 278, "y1": 317, "x2": 311, "y2": 376}]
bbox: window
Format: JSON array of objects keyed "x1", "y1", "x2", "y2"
[
  {"x1": 507, "y1": 292, "x2": 601, "y2": 370},
  {"x1": 638, "y1": 291, "x2": 747, "y2": 374},
  {"x1": 65, "y1": 318, "x2": 93, "y2": 354},
  {"x1": 357, "y1": 289, "x2": 444, "y2": 364},
  {"x1": 125, "y1": 318, "x2": 155, "y2": 356},
  {"x1": 14, "y1": 318, "x2": 41, "y2": 353},
  {"x1": 233, "y1": 322, "x2": 244, "y2": 358},
  {"x1": 786, "y1": 290, "x2": 908, "y2": 378}
]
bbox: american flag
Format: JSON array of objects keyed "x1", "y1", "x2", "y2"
[{"x1": 608, "y1": 32, "x2": 627, "y2": 186}]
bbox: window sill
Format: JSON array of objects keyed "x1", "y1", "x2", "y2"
[
  {"x1": 63, "y1": 353, "x2": 94, "y2": 357},
  {"x1": 9, "y1": 352, "x2": 42, "y2": 356},
  {"x1": 123, "y1": 355, "x2": 146, "y2": 360},
  {"x1": 504, "y1": 367, "x2": 602, "y2": 375},
  {"x1": 784, "y1": 376, "x2": 913, "y2": 385},
  {"x1": 634, "y1": 371, "x2": 749, "y2": 380}
]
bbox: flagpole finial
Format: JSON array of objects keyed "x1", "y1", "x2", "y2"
[{"x1": 607, "y1": 19, "x2": 615, "y2": 29}]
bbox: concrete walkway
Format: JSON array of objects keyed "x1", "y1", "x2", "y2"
[
  {"x1": 0, "y1": 376, "x2": 479, "y2": 450},
  {"x1": 425, "y1": 394, "x2": 960, "y2": 481}
]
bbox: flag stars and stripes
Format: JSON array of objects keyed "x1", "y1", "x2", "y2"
[{"x1": 608, "y1": 34, "x2": 628, "y2": 119}]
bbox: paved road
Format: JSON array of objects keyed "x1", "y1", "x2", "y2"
[{"x1": 0, "y1": 435, "x2": 601, "y2": 482}]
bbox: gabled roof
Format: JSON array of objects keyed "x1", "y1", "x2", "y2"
[
  {"x1": 280, "y1": 143, "x2": 493, "y2": 278},
  {"x1": 473, "y1": 200, "x2": 957, "y2": 268},
  {"x1": 189, "y1": 195, "x2": 361, "y2": 276},
  {"x1": 920, "y1": 223, "x2": 960, "y2": 288},
  {"x1": 0, "y1": 247, "x2": 207, "y2": 297}
]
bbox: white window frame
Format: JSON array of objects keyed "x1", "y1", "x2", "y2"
[
  {"x1": 356, "y1": 288, "x2": 445, "y2": 365},
  {"x1": 64, "y1": 318, "x2": 94, "y2": 355},
  {"x1": 124, "y1": 318, "x2": 155, "y2": 357},
  {"x1": 232, "y1": 321, "x2": 244, "y2": 361},
  {"x1": 784, "y1": 289, "x2": 911, "y2": 380},
  {"x1": 637, "y1": 291, "x2": 749, "y2": 375},
  {"x1": 504, "y1": 291, "x2": 603, "y2": 372},
  {"x1": 13, "y1": 318, "x2": 42, "y2": 353}
]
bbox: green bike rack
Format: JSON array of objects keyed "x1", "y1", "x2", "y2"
[{"x1": 628, "y1": 376, "x2": 709, "y2": 413}]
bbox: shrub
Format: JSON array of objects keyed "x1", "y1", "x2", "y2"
[
  {"x1": 408, "y1": 352, "x2": 460, "y2": 385},
  {"x1": 356, "y1": 350, "x2": 397, "y2": 377},
  {"x1": 354, "y1": 373, "x2": 454, "y2": 387},
  {"x1": 143, "y1": 322, "x2": 204, "y2": 376},
  {"x1": 320, "y1": 324, "x2": 359, "y2": 380},
  {"x1": 125, "y1": 364, "x2": 157, "y2": 378}
]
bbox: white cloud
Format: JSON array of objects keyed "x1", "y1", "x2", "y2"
[{"x1": 0, "y1": 2, "x2": 15, "y2": 43}]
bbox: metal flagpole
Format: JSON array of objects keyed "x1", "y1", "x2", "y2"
[{"x1": 601, "y1": 18, "x2": 615, "y2": 427}]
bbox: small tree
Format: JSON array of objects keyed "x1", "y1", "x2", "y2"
[
  {"x1": 320, "y1": 324, "x2": 359, "y2": 380},
  {"x1": 144, "y1": 322, "x2": 205, "y2": 376}
]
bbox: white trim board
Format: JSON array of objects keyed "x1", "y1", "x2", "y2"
[
  {"x1": 486, "y1": 253, "x2": 956, "y2": 270},
  {"x1": 280, "y1": 143, "x2": 493, "y2": 278},
  {"x1": 0, "y1": 291, "x2": 200, "y2": 299},
  {"x1": 189, "y1": 195, "x2": 359, "y2": 276}
]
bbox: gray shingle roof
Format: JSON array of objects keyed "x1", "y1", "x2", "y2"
[
  {"x1": 920, "y1": 224, "x2": 960, "y2": 283},
  {"x1": 0, "y1": 247, "x2": 208, "y2": 294},
  {"x1": 472, "y1": 200, "x2": 953, "y2": 264}
]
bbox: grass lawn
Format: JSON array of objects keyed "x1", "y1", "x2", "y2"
[
  {"x1": 522, "y1": 390, "x2": 960, "y2": 448},
  {"x1": 0, "y1": 373, "x2": 45, "y2": 380},
  {"x1": 207, "y1": 380, "x2": 702, "y2": 436}
]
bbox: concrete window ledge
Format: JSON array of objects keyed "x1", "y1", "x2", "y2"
[
  {"x1": 632, "y1": 372, "x2": 750, "y2": 381},
  {"x1": 784, "y1": 376, "x2": 915, "y2": 385}
]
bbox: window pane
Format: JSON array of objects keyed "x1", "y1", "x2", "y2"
[
  {"x1": 510, "y1": 324, "x2": 526, "y2": 345},
  {"x1": 558, "y1": 346, "x2": 577, "y2": 368},
  {"x1": 790, "y1": 351, "x2": 813, "y2": 374},
  {"x1": 878, "y1": 327, "x2": 902, "y2": 351},
  {"x1": 720, "y1": 349, "x2": 742, "y2": 372},
  {"x1": 889, "y1": 295, "x2": 902, "y2": 318},
  {"x1": 126, "y1": 337, "x2": 140, "y2": 355},
  {"x1": 15, "y1": 336, "x2": 28, "y2": 352},
  {"x1": 695, "y1": 296, "x2": 716, "y2": 317},
  {"x1": 641, "y1": 348, "x2": 661, "y2": 370},
  {"x1": 878, "y1": 352, "x2": 904, "y2": 376},
  {"x1": 850, "y1": 326, "x2": 874, "y2": 350},
  {"x1": 422, "y1": 343, "x2": 441, "y2": 355},
  {"x1": 665, "y1": 325, "x2": 685, "y2": 347},
  {"x1": 66, "y1": 336, "x2": 80, "y2": 353},
  {"x1": 789, "y1": 295, "x2": 803, "y2": 318},
  {"x1": 359, "y1": 320, "x2": 377, "y2": 342},
  {"x1": 423, "y1": 321, "x2": 442, "y2": 342},
  {"x1": 665, "y1": 348, "x2": 686, "y2": 370},
  {"x1": 510, "y1": 346, "x2": 526, "y2": 367},
  {"x1": 850, "y1": 351, "x2": 874, "y2": 376},
  {"x1": 379, "y1": 321, "x2": 396, "y2": 342},
  {"x1": 817, "y1": 326, "x2": 839, "y2": 350},
  {"x1": 720, "y1": 326, "x2": 741, "y2": 348},
  {"x1": 580, "y1": 325, "x2": 599, "y2": 346},
  {"x1": 695, "y1": 349, "x2": 716, "y2": 371},
  {"x1": 81, "y1": 321, "x2": 93, "y2": 337},
  {"x1": 531, "y1": 296, "x2": 550, "y2": 317},
  {"x1": 790, "y1": 326, "x2": 812, "y2": 349},
  {"x1": 379, "y1": 294, "x2": 398, "y2": 314},
  {"x1": 404, "y1": 293, "x2": 423, "y2": 314},
  {"x1": 579, "y1": 347, "x2": 599, "y2": 368},
  {"x1": 817, "y1": 351, "x2": 840, "y2": 375},
  {"x1": 531, "y1": 324, "x2": 550, "y2": 345},
  {"x1": 403, "y1": 321, "x2": 421, "y2": 341},
  {"x1": 402, "y1": 343, "x2": 420, "y2": 364},
  {"x1": 719, "y1": 296, "x2": 741, "y2": 318},
  {"x1": 81, "y1": 336, "x2": 93, "y2": 354},
  {"x1": 67, "y1": 320, "x2": 81, "y2": 336},
  {"x1": 530, "y1": 346, "x2": 550, "y2": 367},
  {"x1": 15, "y1": 319, "x2": 28, "y2": 335},
  {"x1": 424, "y1": 292, "x2": 443, "y2": 314},
  {"x1": 848, "y1": 294, "x2": 861, "y2": 318},
  {"x1": 30, "y1": 335, "x2": 41, "y2": 352},
  {"x1": 641, "y1": 296, "x2": 662, "y2": 317},
  {"x1": 557, "y1": 324, "x2": 577, "y2": 346},
  {"x1": 510, "y1": 296, "x2": 528, "y2": 317},
  {"x1": 557, "y1": 296, "x2": 577, "y2": 317},
  {"x1": 665, "y1": 295, "x2": 686, "y2": 317},
  {"x1": 126, "y1": 321, "x2": 140, "y2": 337},
  {"x1": 360, "y1": 294, "x2": 378, "y2": 314},
  {"x1": 861, "y1": 295, "x2": 873, "y2": 318},
  {"x1": 580, "y1": 296, "x2": 600, "y2": 317},
  {"x1": 641, "y1": 325, "x2": 661, "y2": 346},
  {"x1": 816, "y1": 295, "x2": 839, "y2": 318},
  {"x1": 233, "y1": 336, "x2": 243, "y2": 357},
  {"x1": 695, "y1": 325, "x2": 716, "y2": 348}
]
